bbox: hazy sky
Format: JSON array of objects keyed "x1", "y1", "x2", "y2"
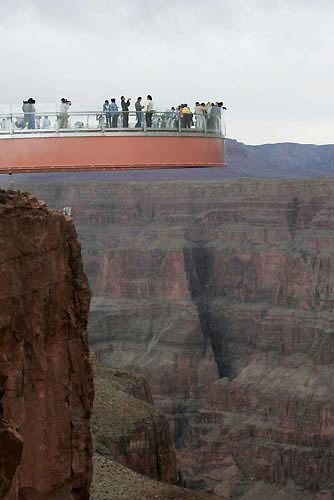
[{"x1": 1, "y1": 0, "x2": 333, "y2": 144}]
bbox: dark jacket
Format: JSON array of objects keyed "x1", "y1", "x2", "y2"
[
  {"x1": 135, "y1": 100, "x2": 144, "y2": 112},
  {"x1": 121, "y1": 99, "x2": 130, "y2": 112}
]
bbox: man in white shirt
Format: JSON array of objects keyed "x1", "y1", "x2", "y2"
[
  {"x1": 194, "y1": 101, "x2": 204, "y2": 129},
  {"x1": 146, "y1": 94, "x2": 154, "y2": 128}
]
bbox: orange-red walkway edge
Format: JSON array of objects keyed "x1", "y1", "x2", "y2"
[{"x1": 0, "y1": 134, "x2": 225, "y2": 173}]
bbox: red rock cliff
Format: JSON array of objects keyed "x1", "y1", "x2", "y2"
[{"x1": 0, "y1": 190, "x2": 93, "y2": 500}]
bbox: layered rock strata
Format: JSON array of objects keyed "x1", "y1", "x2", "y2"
[
  {"x1": 0, "y1": 190, "x2": 93, "y2": 500},
  {"x1": 92, "y1": 365, "x2": 176, "y2": 482},
  {"x1": 16, "y1": 178, "x2": 334, "y2": 498}
]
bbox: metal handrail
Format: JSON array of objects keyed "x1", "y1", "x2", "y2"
[{"x1": 0, "y1": 110, "x2": 226, "y2": 137}]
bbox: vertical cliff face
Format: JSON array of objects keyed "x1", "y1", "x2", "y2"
[
  {"x1": 0, "y1": 190, "x2": 93, "y2": 500},
  {"x1": 16, "y1": 178, "x2": 334, "y2": 498}
]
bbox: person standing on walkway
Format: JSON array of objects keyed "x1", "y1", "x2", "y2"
[
  {"x1": 217, "y1": 101, "x2": 227, "y2": 135},
  {"x1": 195, "y1": 102, "x2": 203, "y2": 129},
  {"x1": 26, "y1": 98, "x2": 36, "y2": 129},
  {"x1": 210, "y1": 102, "x2": 220, "y2": 131},
  {"x1": 206, "y1": 102, "x2": 214, "y2": 130},
  {"x1": 110, "y1": 98, "x2": 118, "y2": 127},
  {"x1": 22, "y1": 100, "x2": 29, "y2": 127},
  {"x1": 59, "y1": 98, "x2": 71, "y2": 128},
  {"x1": 146, "y1": 94, "x2": 154, "y2": 128},
  {"x1": 103, "y1": 99, "x2": 111, "y2": 128},
  {"x1": 121, "y1": 96, "x2": 130, "y2": 127},
  {"x1": 181, "y1": 104, "x2": 192, "y2": 128},
  {"x1": 135, "y1": 97, "x2": 144, "y2": 128}
]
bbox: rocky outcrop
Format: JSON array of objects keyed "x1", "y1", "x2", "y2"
[
  {"x1": 14, "y1": 178, "x2": 334, "y2": 498},
  {"x1": 91, "y1": 455, "x2": 223, "y2": 500},
  {"x1": 92, "y1": 365, "x2": 176, "y2": 483},
  {"x1": 0, "y1": 190, "x2": 93, "y2": 499}
]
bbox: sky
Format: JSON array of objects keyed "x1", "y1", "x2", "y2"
[{"x1": 1, "y1": 0, "x2": 333, "y2": 145}]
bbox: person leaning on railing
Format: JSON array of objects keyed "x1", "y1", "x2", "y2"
[{"x1": 58, "y1": 98, "x2": 71, "y2": 128}]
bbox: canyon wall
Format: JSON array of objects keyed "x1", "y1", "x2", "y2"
[
  {"x1": 0, "y1": 190, "x2": 93, "y2": 500},
  {"x1": 18, "y1": 178, "x2": 334, "y2": 498}
]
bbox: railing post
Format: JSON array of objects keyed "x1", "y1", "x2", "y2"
[
  {"x1": 10, "y1": 114, "x2": 13, "y2": 135},
  {"x1": 222, "y1": 109, "x2": 226, "y2": 137},
  {"x1": 178, "y1": 116, "x2": 181, "y2": 134},
  {"x1": 143, "y1": 111, "x2": 147, "y2": 132}
]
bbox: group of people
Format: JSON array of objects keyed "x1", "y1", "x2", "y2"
[
  {"x1": 99, "y1": 97, "x2": 226, "y2": 130},
  {"x1": 171, "y1": 101, "x2": 227, "y2": 130},
  {"x1": 1, "y1": 95, "x2": 226, "y2": 131},
  {"x1": 11, "y1": 95, "x2": 154, "y2": 130},
  {"x1": 11, "y1": 97, "x2": 71, "y2": 130},
  {"x1": 101, "y1": 95, "x2": 154, "y2": 128}
]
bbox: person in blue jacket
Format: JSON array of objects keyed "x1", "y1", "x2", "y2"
[
  {"x1": 103, "y1": 100, "x2": 111, "y2": 128},
  {"x1": 110, "y1": 98, "x2": 118, "y2": 128}
]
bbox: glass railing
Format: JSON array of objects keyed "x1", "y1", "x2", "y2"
[{"x1": 0, "y1": 110, "x2": 226, "y2": 137}]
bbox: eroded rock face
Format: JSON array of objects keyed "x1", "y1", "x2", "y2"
[
  {"x1": 0, "y1": 419, "x2": 23, "y2": 498},
  {"x1": 0, "y1": 190, "x2": 93, "y2": 500},
  {"x1": 92, "y1": 365, "x2": 177, "y2": 483},
  {"x1": 0, "y1": 371, "x2": 23, "y2": 498},
  {"x1": 16, "y1": 178, "x2": 334, "y2": 497}
]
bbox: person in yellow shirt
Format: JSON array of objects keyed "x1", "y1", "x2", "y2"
[{"x1": 181, "y1": 104, "x2": 192, "y2": 128}]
